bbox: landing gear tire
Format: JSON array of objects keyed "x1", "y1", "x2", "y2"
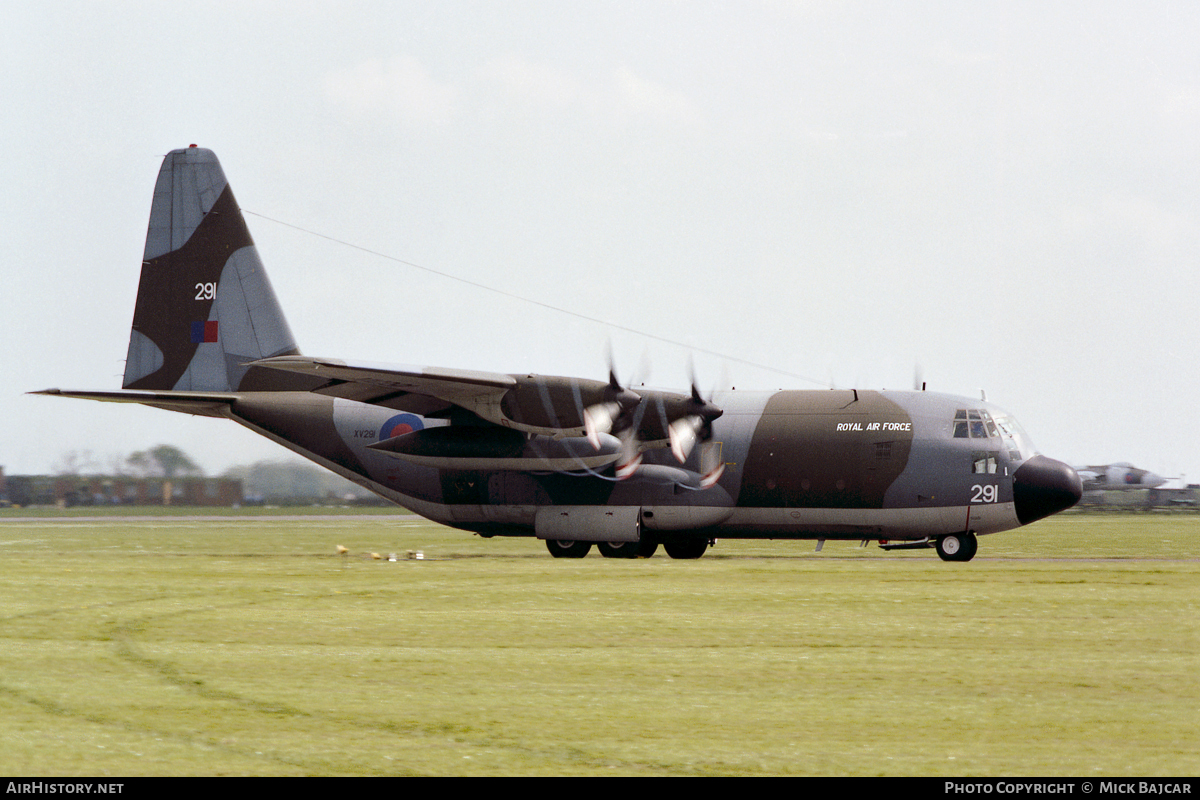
[
  {"x1": 636, "y1": 535, "x2": 659, "y2": 559},
  {"x1": 546, "y1": 539, "x2": 591, "y2": 558},
  {"x1": 936, "y1": 532, "x2": 978, "y2": 562},
  {"x1": 959, "y1": 533, "x2": 978, "y2": 561},
  {"x1": 597, "y1": 540, "x2": 640, "y2": 559},
  {"x1": 663, "y1": 538, "x2": 709, "y2": 560}
]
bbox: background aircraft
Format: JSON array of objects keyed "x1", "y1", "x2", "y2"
[
  {"x1": 37, "y1": 147, "x2": 1082, "y2": 561},
  {"x1": 1076, "y1": 463, "x2": 1170, "y2": 492}
]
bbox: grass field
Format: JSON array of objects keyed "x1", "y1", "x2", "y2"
[{"x1": 1, "y1": 510, "x2": 1196, "y2": 776}]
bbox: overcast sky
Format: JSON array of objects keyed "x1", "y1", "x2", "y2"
[{"x1": 4, "y1": 2, "x2": 1198, "y2": 485}]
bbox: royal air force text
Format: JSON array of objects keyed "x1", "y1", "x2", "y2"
[{"x1": 836, "y1": 422, "x2": 911, "y2": 432}]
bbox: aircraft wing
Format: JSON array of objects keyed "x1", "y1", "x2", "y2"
[
  {"x1": 248, "y1": 355, "x2": 675, "y2": 442},
  {"x1": 249, "y1": 355, "x2": 521, "y2": 424},
  {"x1": 43, "y1": 354, "x2": 719, "y2": 460}
]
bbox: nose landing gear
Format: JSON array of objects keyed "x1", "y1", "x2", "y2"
[{"x1": 935, "y1": 532, "x2": 978, "y2": 562}]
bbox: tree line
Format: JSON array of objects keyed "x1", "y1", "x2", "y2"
[{"x1": 48, "y1": 445, "x2": 375, "y2": 503}]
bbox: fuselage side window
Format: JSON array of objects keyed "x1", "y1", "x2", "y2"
[{"x1": 972, "y1": 451, "x2": 999, "y2": 474}]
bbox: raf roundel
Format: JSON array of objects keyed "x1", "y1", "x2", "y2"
[{"x1": 380, "y1": 413, "x2": 424, "y2": 440}]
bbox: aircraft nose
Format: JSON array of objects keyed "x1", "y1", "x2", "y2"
[
  {"x1": 1142, "y1": 471, "x2": 1166, "y2": 488},
  {"x1": 1013, "y1": 455, "x2": 1083, "y2": 525}
]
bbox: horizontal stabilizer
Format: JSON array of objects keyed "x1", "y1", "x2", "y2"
[{"x1": 33, "y1": 388, "x2": 237, "y2": 418}]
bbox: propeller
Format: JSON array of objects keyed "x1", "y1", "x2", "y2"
[
  {"x1": 668, "y1": 414, "x2": 701, "y2": 463},
  {"x1": 667, "y1": 366, "x2": 724, "y2": 485},
  {"x1": 583, "y1": 401, "x2": 620, "y2": 449},
  {"x1": 698, "y1": 441, "x2": 725, "y2": 488},
  {"x1": 614, "y1": 429, "x2": 643, "y2": 480},
  {"x1": 575, "y1": 350, "x2": 643, "y2": 478},
  {"x1": 583, "y1": 367, "x2": 640, "y2": 449},
  {"x1": 568, "y1": 350, "x2": 726, "y2": 487}
]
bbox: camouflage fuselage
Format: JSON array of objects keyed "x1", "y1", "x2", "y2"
[{"x1": 227, "y1": 387, "x2": 1037, "y2": 541}]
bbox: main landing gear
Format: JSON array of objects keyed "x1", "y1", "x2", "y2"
[
  {"x1": 935, "y1": 532, "x2": 978, "y2": 562},
  {"x1": 662, "y1": 538, "x2": 709, "y2": 559},
  {"x1": 545, "y1": 539, "x2": 591, "y2": 558},
  {"x1": 544, "y1": 535, "x2": 702, "y2": 559},
  {"x1": 596, "y1": 540, "x2": 640, "y2": 559}
]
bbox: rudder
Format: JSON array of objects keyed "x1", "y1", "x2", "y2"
[{"x1": 123, "y1": 146, "x2": 301, "y2": 392}]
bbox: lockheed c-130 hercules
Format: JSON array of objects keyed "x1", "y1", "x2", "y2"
[{"x1": 37, "y1": 147, "x2": 1082, "y2": 561}]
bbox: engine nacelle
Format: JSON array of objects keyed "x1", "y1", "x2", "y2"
[{"x1": 368, "y1": 426, "x2": 622, "y2": 471}]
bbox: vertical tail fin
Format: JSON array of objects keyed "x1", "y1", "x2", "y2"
[{"x1": 123, "y1": 146, "x2": 301, "y2": 392}]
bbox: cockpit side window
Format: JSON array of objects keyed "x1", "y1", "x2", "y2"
[
  {"x1": 954, "y1": 410, "x2": 969, "y2": 438},
  {"x1": 992, "y1": 414, "x2": 1029, "y2": 463},
  {"x1": 969, "y1": 411, "x2": 987, "y2": 439}
]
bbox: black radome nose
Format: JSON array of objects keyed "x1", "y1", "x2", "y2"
[{"x1": 1013, "y1": 455, "x2": 1083, "y2": 525}]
